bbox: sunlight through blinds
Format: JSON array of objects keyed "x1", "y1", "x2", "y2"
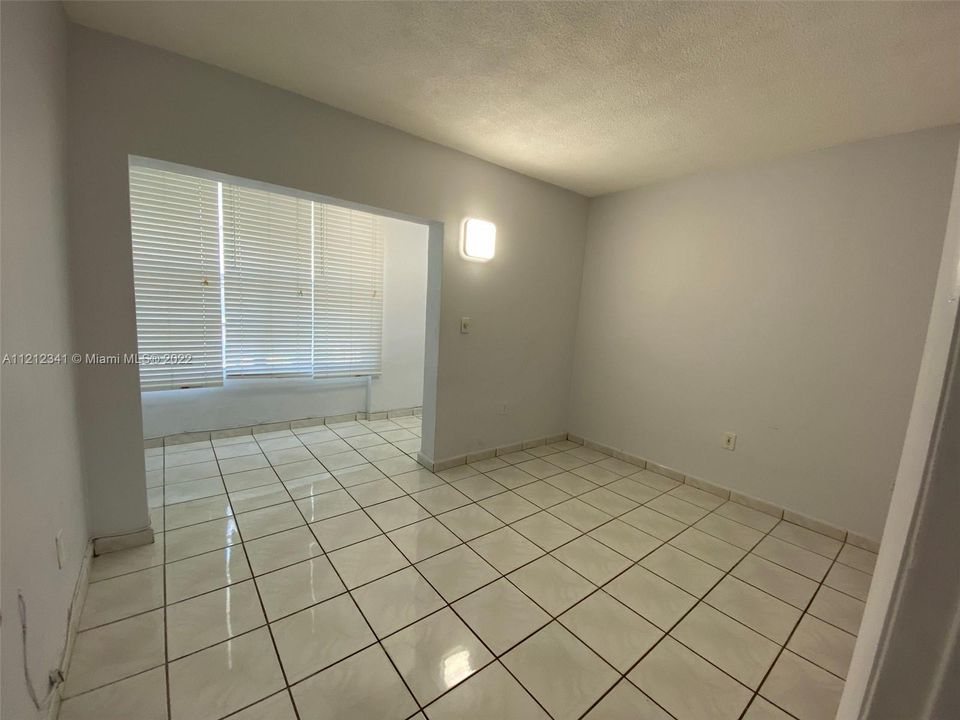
[
  {"x1": 130, "y1": 162, "x2": 386, "y2": 389},
  {"x1": 130, "y1": 165, "x2": 224, "y2": 390},
  {"x1": 313, "y1": 203, "x2": 385, "y2": 378},
  {"x1": 221, "y1": 184, "x2": 314, "y2": 377}
]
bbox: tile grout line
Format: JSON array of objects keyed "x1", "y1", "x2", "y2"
[
  {"x1": 247, "y1": 431, "x2": 429, "y2": 720},
  {"x1": 569, "y1": 492, "x2": 855, "y2": 718},
  {"x1": 79, "y1": 489, "x2": 854, "y2": 699},
  {"x1": 149, "y1": 481, "x2": 866, "y2": 614},
  {"x1": 347, "y1": 486, "x2": 558, "y2": 718},
  {"x1": 139, "y1": 438, "x2": 862, "y2": 629},
  {"x1": 299, "y1": 431, "x2": 608, "y2": 717},
  {"x1": 215, "y1": 436, "x2": 305, "y2": 720},
  {"x1": 161, "y1": 435, "x2": 860, "y2": 638},
  {"x1": 88, "y1": 481, "x2": 840, "y2": 657},
  {"x1": 112, "y1": 444, "x2": 836, "y2": 720},
  {"x1": 159, "y1": 445, "x2": 864, "y2": 574},
  {"x1": 377, "y1": 455, "x2": 683, "y2": 717},
  {"x1": 735, "y1": 549, "x2": 845, "y2": 720},
  {"x1": 572, "y1": 499, "x2": 789, "y2": 720},
  {"x1": 79, "y1": 425, "x2": 865, "y2": 718},
  {"x1": 162, "y1": 443, "x2": 172, "y2": 720},
  {"x1": 243, "y1": 429, "x2": 646, "y2": 716},
  {"x1": 77, "y1": 422, "x2": 423, "y2": 710},
  {"x1": 306, "y1": 453, "x2": 779, "y2": 718}
]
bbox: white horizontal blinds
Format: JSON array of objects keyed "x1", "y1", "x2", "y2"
[
  {"x1": 129, "y1": 165, "x2": 224, "y2": 390},
  {"x1": 222, "y1": 183, "x2": 314, "y2": 377},
  {"x1": 129, "y1": 162, "x2": 386, "y2": 387},
  {"x1": 313, "y1": 204, "x2": 385, "y2": 377}
]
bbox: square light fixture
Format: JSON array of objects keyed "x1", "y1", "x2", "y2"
[{"x1": 462, "y1": 217, "x2": 496, "y2": 261}]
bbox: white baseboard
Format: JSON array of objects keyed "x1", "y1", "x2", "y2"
[
  {"x1": 420, "y1": 432, "x2": 576, "y2": 472},
  {"x1": 45, "y1": 540, "x2": 93, "y2": 718},
  {"x1": 416, "y1": 450, "x2": 435, "y2": 470},
  {"x1": 92, "y1": 527, "x2": 154, "y2": 555},
  {"x1": 152, "y1": 405, "x2": 424, "y2": 444},
  {"x1": 429, "y1": 427, "x2": 880, "y2": 550},
  {"x1": 575, "y1": 432, "x2": 881, "y2": 550}
]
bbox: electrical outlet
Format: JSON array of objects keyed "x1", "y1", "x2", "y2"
[
  {"x1": 55, "y1": 530, "x2": 65, "y2": 569},
  {"x1": 498, "y1": 403, "x2": 508, "y2": 415},
  {"x1": 460, "y1": 317, "x2": 471, "y2": 334},
  {"x1": 723, "y1": 432, "x2": 737, "y2": 451}
]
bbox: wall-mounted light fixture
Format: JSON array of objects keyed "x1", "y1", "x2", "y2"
[{"x1": 461, "y1": 218, "x2": 496, "y2": 261}]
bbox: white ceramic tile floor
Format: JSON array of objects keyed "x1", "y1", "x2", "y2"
[{"x1": 64, "y1": 418, "x2": 876, "y2": 720}]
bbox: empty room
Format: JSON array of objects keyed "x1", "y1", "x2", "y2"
[{"x1": 3, "y1": 2, "x2": 959, "y2": 720}]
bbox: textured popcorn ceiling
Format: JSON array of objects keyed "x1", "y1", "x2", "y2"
[{"x1": 66, "y1": 1, "x2": 960, "y2": 196}]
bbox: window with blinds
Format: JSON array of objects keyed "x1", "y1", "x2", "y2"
[
  {"x1": 222, "y1": 185, "x2": 314, "y2": 377},
  {"x1": 314, "y1": 204, "x2": 384, "y2": 377},
  {"x1": 129, "y1": 162, "x2": 385, "y2": 391},
  {"x1": 130, "y1": 165, "x2": 224, "y2": 390}
]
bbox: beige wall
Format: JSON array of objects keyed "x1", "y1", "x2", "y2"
[
  {"x1": 569, "y1": 127, "x2": 960, "y2": 539},
  {"x1": 66, "y1": 25, "x2": 588, "y2": 537},
  {"x1": 1, "y1": 3, "x2": 89, "y2": 718}
]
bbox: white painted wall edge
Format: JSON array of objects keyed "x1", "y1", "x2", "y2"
[{"x1": 838, "y1": 134, "x2": 960, "y2": 718}]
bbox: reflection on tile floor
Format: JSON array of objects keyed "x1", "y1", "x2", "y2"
[{"x1": 61, "y1": 415, "x2": 875, "y2": 720}]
